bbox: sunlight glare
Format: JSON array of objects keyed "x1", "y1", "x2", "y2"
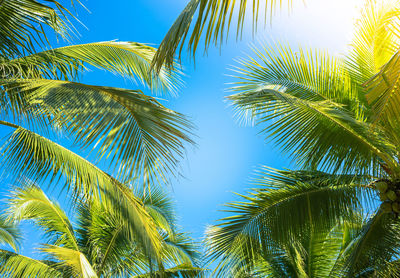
[{"x1": 253, "y1": 0, "x2": 365, "y2": 53}]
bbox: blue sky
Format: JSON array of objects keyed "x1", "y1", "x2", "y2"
[{"x1": 0, "y1": 0, "x2": 362, "y2": 259}]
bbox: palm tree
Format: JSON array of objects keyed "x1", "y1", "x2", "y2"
[
  {"x1": 151, "y1": 0, "x2": 296, "y2": 71},
  {"x1": 206, "y1": 169, "x2": 400, "y2": 277},
  {"x1": 0, "y1": 0, "x2": 194, "y2": 265},
  {"x1": 0, "y1": 184, "x2": 204, "y2": 277},
  {"x1": 205, "y1": 0, "x2": 400, "y2": 276}
]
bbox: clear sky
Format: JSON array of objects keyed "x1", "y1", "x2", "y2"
[{"x1": 0, "y1": 0, "x2": 363, "y2": 258}]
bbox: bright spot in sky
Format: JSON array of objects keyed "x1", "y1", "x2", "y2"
[
  {"x1": 289, "y1": 0, "x2": 364, "y2": 50},
  {"x1": 248, "y1": 0, "x2": 365, "y2": 53}
]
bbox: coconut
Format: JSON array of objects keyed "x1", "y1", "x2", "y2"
[
  {"x1": 375, "y1": 181, "x2": 388, "y2": 193},
  {"x1": 381, "y1": 202, "x2": 392, "y2": 213},
  {"x1": 380, "y1": 193, "x2": 388, "y2": 201},
  {"x1": 387, "y1": 190, "x2": 397, "y2": 201},
  {"x1": 393, "y1": 202, "x2": 400, "y2": 213}
]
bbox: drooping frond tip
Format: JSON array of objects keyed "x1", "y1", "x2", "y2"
[
  {"x1": 151, "y1": 0, "x2": 294, "y2": 72},
  {"x1": 0, "y1": 0, "x2": 78, "y2": 57}
]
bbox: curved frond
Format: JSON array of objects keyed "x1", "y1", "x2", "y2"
[
  {"x1": 152, "y1": 0, "x2": 294, "y2": 71},
  {"x1": 230, "y1": 43, "x2": 364, "y2": 112},
  {"x1": 0, "y1": 0, "x2": 74, "y2": 57},
  {"x1": 361, "y1": 0, "x2": 400, "y2": 122},
  {"x1": 132, "y1": 263, "x2": 205, "y2": 278},
  {"x1": 136, "y1": 185, "x2": 176, "y2": 235},
  {"x1": 7, "y1": 185, "x2": 79, "y2": 250},
  {"x1": 75, "y1": 194, "x2": 201, "y2": 277},
  {"x1": 151, "y1": 0, "x2": 199, "y2": 71},
  {"x1": 347, "y1": 0, "x2": 400, "y2": 84},
  {"x1": 0, "y1": 216, "x2": 20, "y2": 252},
  {"x1": 76, "y1": 199, "x2": 144, "y2": 277},
  {"x1": 0, "y1": 121, "x2": 163, "y2": 262},
  {"x1": 41, "y1": 245, "x2": 98, "y2": 278},
  {"x1": 5, "y1": 42, "x2": 183, "y2": 95},
  {"x1": 339, "y1": 210, "x2": 400, "y2": 277},
  {"x1": 2, "y1": 78, "x2": 193, "y2": 183},
  {"x1": 0, "y1": 249, "x2": 61, "y2": 277},
  {"x1": 227, "y1": 44, "x2": 399, "y2": 175},
  {"x1": 162, "y1": 232, "x2": 202, "y2": 267},
  {"x1": 206, "y1": 168, "x2": 369, "y2": 276},
  {"x1": 229, "y1": 89, "x2": 396, "y2": 176}
]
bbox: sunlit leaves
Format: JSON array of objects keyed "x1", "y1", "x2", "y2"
[
  {"x1": 7, "y1": 185, "x2": 79, "y2": 250},
  {"x1": 0, "y1": 250, "x2": 61, "y2": 278},
  {"x1": 216, "y1": 1, "x2": 400, "y2": 276},
  {"x1": 205, "y1": 168, "x2": 370, "y2": 277},
  {"x1": 0, "y1": 123, "x2": 163, "y2": 261},
  {"x1": 0, "y1": 0, "x2": 74, "y2": 57},
  {"x1": 0, "y1": 217, "x2": 20, "y2": 252},
  {"x1": 1, "y1": 78, "x2": 193, "y2": 184},
  {"x1": 0, "y1": 184, "x2": 203, "y2": 277},
  {"x1": 42, "y1": 245, "x2": 98, "y2": 278},
  {"x1": 4, "y1": 42, "x2": 183, "y2": 95},
  {"x1": 152, "y1": 0, "x2": 294, "y2": 71},
  {"x1": 353, "y1": 0, "x2": 400, "y2": 123}
]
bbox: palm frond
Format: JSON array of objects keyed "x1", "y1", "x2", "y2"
[
  {"x1": 206, "y1": 168, "x2": 369, "y2": 276},
  {"x1": 76, "y1": 198, "x2": 144, "y2": 276},
  {"x1": 231, "y1": 43, "x2": 368, "y2": 115},
  {"x1": 41, "y1": 245, "x2": 98, "y2": 278},
  {"x1": 2, "y1": 78, "x2": 193, "y2": 183},
  {"x1": 227, "y1": 43, "x2": 400, "y2": 175},
  {"x1": 162, "y1": 232, "x2": 202, "y2": 267},
  {"x1": 151, "y1": 0, "x2": 200, "y2": 72},
  {"x1": 374, "y1": 258, "x2": 400, "y2": 277},
  {"x1": 104, "y1": 246, "x2": 152, "y2": 277},
  {"x1": 229, "y1": 90, "x2": 396, "y2": 176},
  {"x1": 134, "y1": 185, "x2": 201, "y2": 268},
  {"x1": 360, "y1": 0, "x2": 400, "y2": 122},
  {"x1": 7, "y1": 185, "x2": 79, "y2": 250},
  {"x1": 300, "y1": 226, "x2": 346, "y2": 277},
  {"x1": 5, "y1": 42, "x2": 183, "y2": 95},
  {"x1": 0, "y1": 249, "x2": 61, "y2": 277},
  {"x1": 0, "y1": 121, "x2": 163, "y2": 262},
  {"x1": 0, "y1": 0, "x2": 74, "y2": 57},
  {"x1": 75, "y1": 194, "x2": 201, "y2": 277},
  {"x1": 0, "y1": 216, "x2": 20, "y2": 252},
  {"x1": 132, "y1": 263, "x2": 205, "y2": 278},
  {"x1": 152, "y1": 0, "x2": 294, "y2": 71},
  {"x1": 339, "y1": 209, "x2": 400, "y2": 277},
  {"x1": 136, "y1": 185, "x2": 176, "y2": 235},
  {"x1": 347, "y1": 0, "x2": 400, "y2": 81}
]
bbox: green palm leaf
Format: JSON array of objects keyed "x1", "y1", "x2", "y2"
[
  {"x1": 354, "y1": 0, "x2": 400, "y2": 123},
  {"x1": 0, "y1": 0, "x2": 74, "y2": 57},
  {"x1": 227, "y1": 44, "x2": 399, "y2": 175},
  {"x1": 132, "y1": 263, "x2": 205, "y2": 278},
  {"x1": 152, "y1": 0, "x2": 294, "y2": 71},
  {"x1": 76, "y1": 198, "x2": 146, "y2": 276},
  {"x1": 134, "y1": 185, "x2": 177, "y2": 236},
  {"x1": 5, "y1": 41, "x2": 182, "y2": 95},
  {"x1": 206, "y1": 168, "x2": 369, "y2": 277},
  {"x1": 339, "y1": 209, "x2": 400, "y2": 277},
  {"x1": 0, "y1": 216, "x2": 20, "y2": 252},
  {"x1": 7, "y1": 185, "x2": 79, "y2": 250},
  {"x1": 162, "y1": 232, "x2": 202, "y2": 267},
  {"x1": 41, "y1": 245, "x2": 98, "y2": 278},
  {"x1": 2, "y1": 78, "x2": 193, "y2": 182},
  {"x1": 0, "y1": 249, "x2": 61, "y2": 277},
  {"x1": 0, "y1": 121, "x2": 163, "y2": 262}
]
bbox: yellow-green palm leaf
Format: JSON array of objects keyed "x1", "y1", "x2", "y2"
[
  {"x1": 4, "y1": 41, "x2": 182, "y2": 95},
  {"x1": 0, "y1": 121, "x2": 163, "y2": 262},
  {"x1": 152, "y1": 0, "x2": 294, "y2": 71},
  {"x1": 2, "y1": 79, "x2": 193, "y2": 183}
]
